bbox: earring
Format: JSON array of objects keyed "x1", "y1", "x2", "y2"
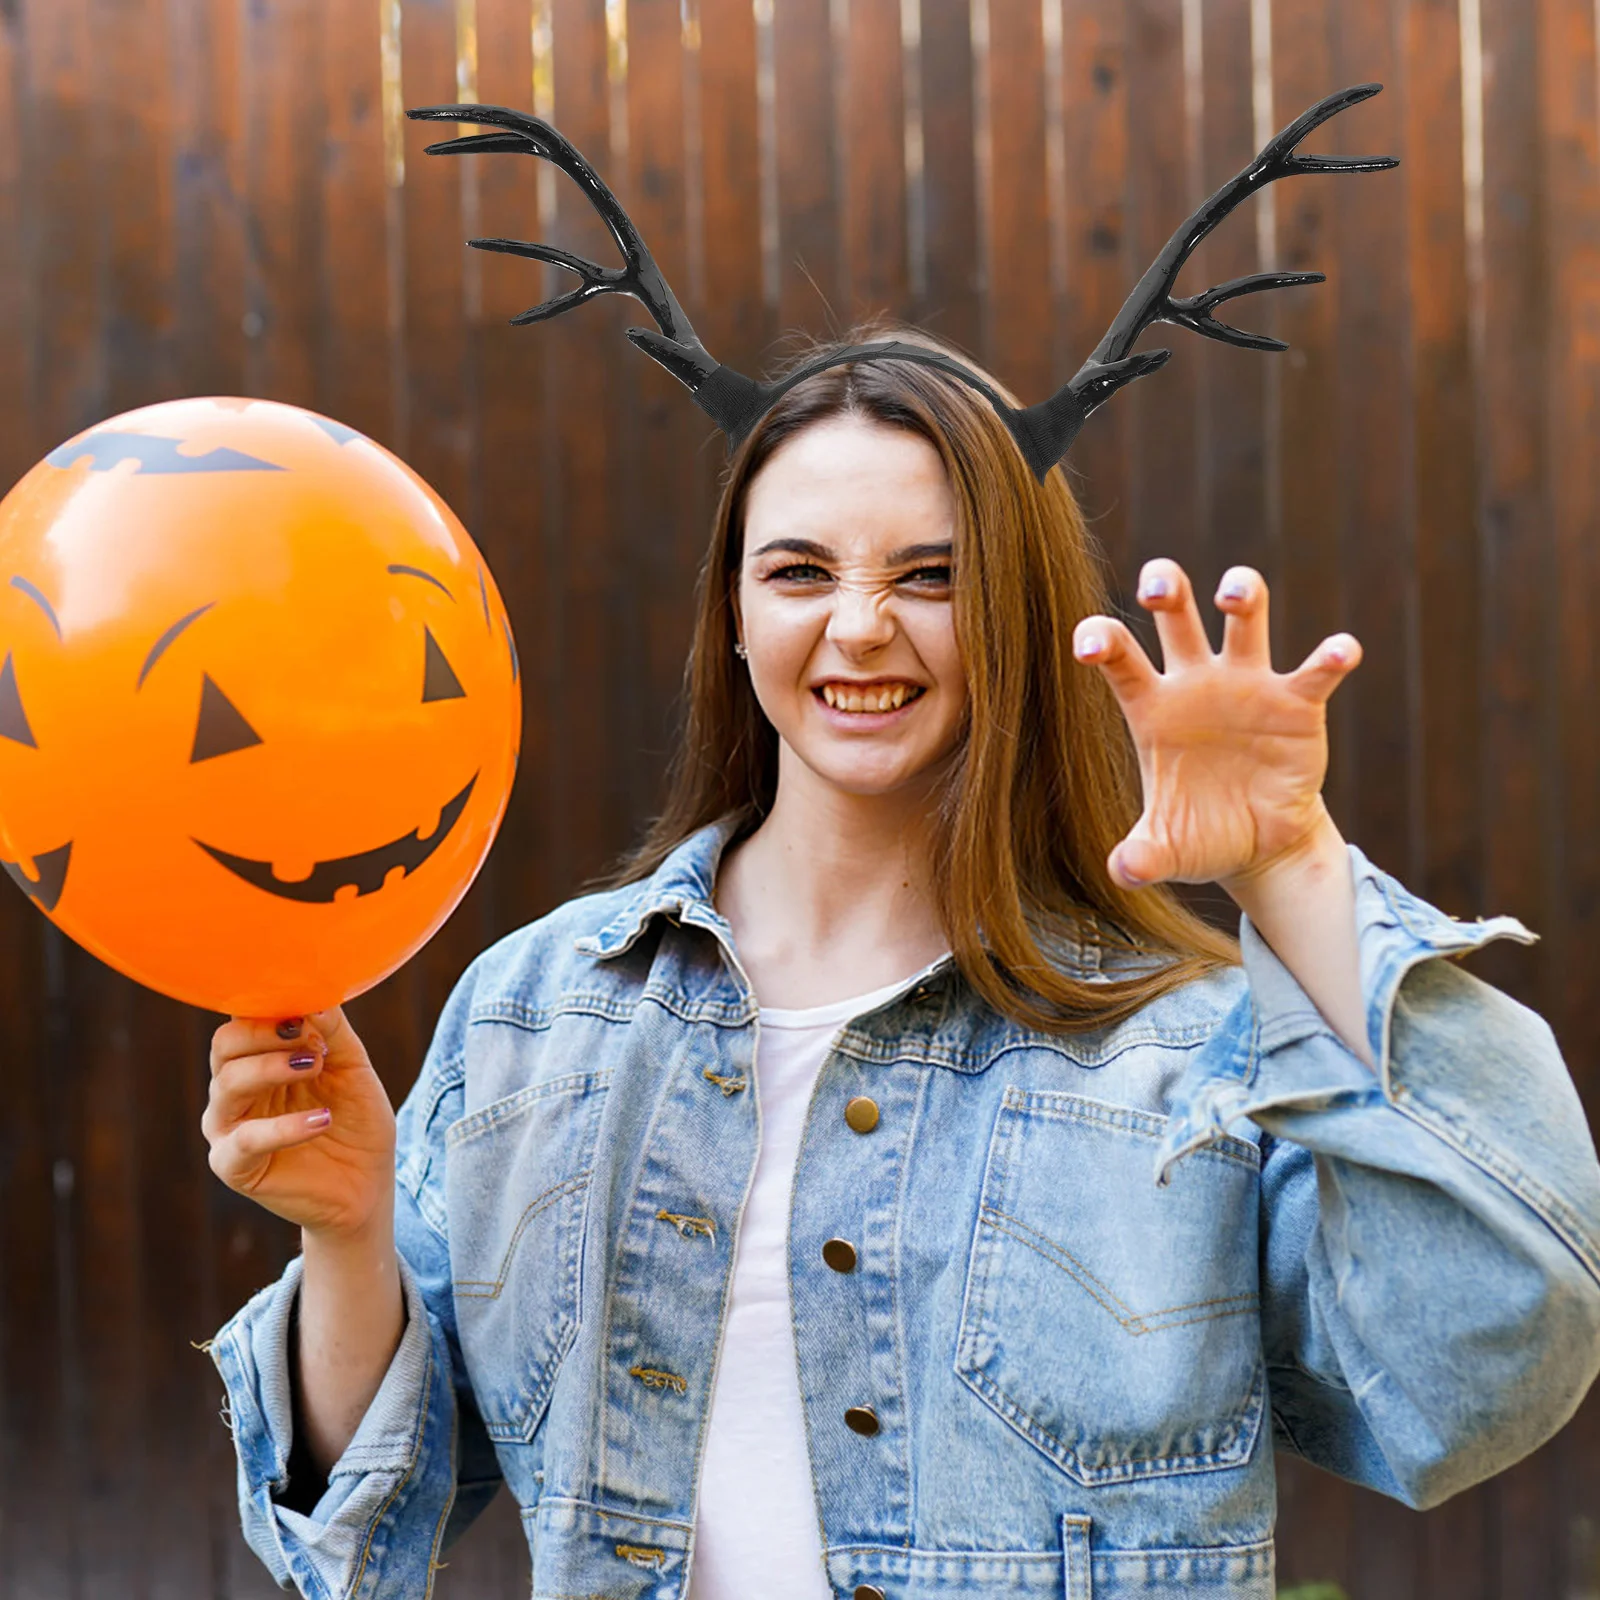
[{"x1": 734, "y1": 642, "x2": 748, "y2": 660}]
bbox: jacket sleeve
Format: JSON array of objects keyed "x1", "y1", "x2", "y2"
[
  {"x1": 1157, "y1": 842, "x2": 1600, "y2": 1509},
  {"x1": 206, "y1": 965, "x2": 504, "y2": 1598}
]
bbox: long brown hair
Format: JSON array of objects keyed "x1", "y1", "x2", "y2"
[{"x1": 612, "y1": 318, "x2": 1240, "y2": 1032}]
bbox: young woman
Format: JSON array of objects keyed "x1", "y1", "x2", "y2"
[{"x1": 203, "y1": 331, "x2": 1600, "y2": 1600}]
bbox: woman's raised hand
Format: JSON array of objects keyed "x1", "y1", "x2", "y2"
[
  {"x1": 202, "y1": 1008, "x2": 397, "y2": 1240},
  {"x1": 1073, "y1": 559, "x2": 1360, "y2": 894}
]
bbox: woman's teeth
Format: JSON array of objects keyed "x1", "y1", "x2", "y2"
[{"x1": 820, "y1": 683, "x2": 921, "y2": 713}]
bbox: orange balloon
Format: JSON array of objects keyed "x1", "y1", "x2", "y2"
[{"x1": 0, "y1": 397, "x2": 521, "y2": 1016}]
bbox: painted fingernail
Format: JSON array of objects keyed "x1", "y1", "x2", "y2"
[
  {"x1": 276, "y1": 1018, "x2": 303, "y2": 1040},
  {"x1": 289, "y1": 1053, "x2": 317, "y2": 1071},
  {"x1": 1075, "y1": 631, "x2": 1105, "y2": 658},
  {"x1": 306, "y1": 1108, "x2": 331, "y2": 1129},
  {"x1": 1220, "y1": 578, "x2": 1249, "y2": 601},
  {"x1": 1140, "y1": 576, "x2": 1170, "y2": 600}
]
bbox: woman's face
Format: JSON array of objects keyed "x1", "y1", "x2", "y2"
[{"x1": 736, "y1": 415, "x2": 968, "y2": 802}]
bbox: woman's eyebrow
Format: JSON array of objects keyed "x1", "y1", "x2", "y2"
[
  {"x1": 886, "y1": 541, "x2": 953, "y2": 564},
  {"x1": 748, "y1": 538, "x2": 953, "y2": 564},
  {"x1": 749, "y1": 537, "x2": 832, "y2": 561}
]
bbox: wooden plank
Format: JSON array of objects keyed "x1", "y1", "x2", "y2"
[
  {"x1": 1058, "y1": 0, "x2": 1132, "y2": 571},
  {"x1": 1119, "y1": 1, "x2": 1195, "y2": 606},
  {"x1": 1267, "y1": 0, "x2": 1346, "y2": 827},
  {"x1": 1535, "y1": 0, "x2": 1600, "y2": 1590},
  {"x1": 0, "y1": 2, "x2": 35, "y2": 485},
  {"x1": 840, "y1": 0, "x2": 909, "y2": 322},
  {"x1": 243, "y1": 0, "x2": 322, "y2": 407},
  {"x1": 320, "y1": 0, "x2": 396, "y2": 442},
  {"x1": 547, "y1": 0, "x2": 630, "y2": 887},
  {"x1": 1194, "y1": 0, "x2": 1270, "y2": 623},
  {"x1": 1326, "y1": 0, "x2": 1412, "y2": 886},
  {"x1": 1406, "y1": 0, "x2": 1484, "y2": 924},
  {"x1": 984, "y1": 0, "x2": 1051, "y2": 401},
  {"x1": 773, "y1": 0, "x2": 841, "y2": 335},
  {"x1": 916, "y1": 0, "x2": 980, "y2": 353},
  {"x1": 621, "y1": 0, "x2": 703, "y2": 839},
  {"x1": 169, "y1": 0, "x2": 249, "y2": 402}
]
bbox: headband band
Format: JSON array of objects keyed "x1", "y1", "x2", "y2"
[{"x1": 408, "y1": 82, "x2": 1397, "y2": 482}]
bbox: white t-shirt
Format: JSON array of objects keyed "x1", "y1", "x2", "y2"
[{"x1": 686, "y1": 971, "x2": 932, "y2": 1600}]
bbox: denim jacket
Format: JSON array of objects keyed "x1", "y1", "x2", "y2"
[{"x1": 209, "y1": 821, "x2": 1600, "y2": 1599}]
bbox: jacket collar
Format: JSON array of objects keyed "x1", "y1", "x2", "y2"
[{"x1": 573, "y1": 818, "x2": 740, "y2": 960}]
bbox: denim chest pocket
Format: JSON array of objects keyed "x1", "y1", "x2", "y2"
[
  {"x1": 955, "y1": 1086, "x2": 1266, "y2": 1485},
  {"x1": 445, "y1": 1067, "x2": 610, "y2": 1443}
]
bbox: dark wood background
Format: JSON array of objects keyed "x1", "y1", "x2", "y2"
[{"x1": 0, "y1": 0, "x2": 1595, "y2": 1594}]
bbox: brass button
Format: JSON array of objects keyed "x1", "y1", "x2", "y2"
[
  {"x1": 844, "y1": 1405, "x2": 880, "y2": 1436},
  {"x1": 822, "y1": 1237, "x2": 857, "y2": 1273},
  {"x1": 844, "y1": 1096, "x2": 879, "y2": 1133},
  {"x1": 854, "y1": 1587, "x2": 886, "y2": 1600}
]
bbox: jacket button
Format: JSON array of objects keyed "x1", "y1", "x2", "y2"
[
  {"x1": 854, "y1": 1587, "x2": 886, "y2": 1600},
  {"x1": 822, "y1": 1237, "x2": 857, "y2": 1273},
  {"x1": 844, "y1": 1405, "x2": 880, "y2": 1436},
  {"x1": 844, "y1": 1096, "x2": 879, "y2": 1133}
]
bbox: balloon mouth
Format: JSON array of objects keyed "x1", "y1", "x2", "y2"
[
  {"x1": 191, "y1": 773, "x2": 479, "y2": 904},
  {"x1": 2, "y1": 840, "x2": 73, "y2": 913}
]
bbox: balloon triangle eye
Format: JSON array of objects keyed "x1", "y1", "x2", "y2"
[
  {"x1": 191, "y1": 674, "x2": 264, "y2": 762},
  {"x1": 0, "y1": 653, "x2": 37, "y2": 748},
  {"x1": 422, "y1": 628, "x2": 466, "y2": 703}
]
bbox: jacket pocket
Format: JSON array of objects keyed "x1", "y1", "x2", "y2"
[
  {"x1": 955, "y1": 1087, "x2": 1265, "y2": 1485},
  {"x1": 445, "y1": 1067, "x2": 609, "y2": 1442}
]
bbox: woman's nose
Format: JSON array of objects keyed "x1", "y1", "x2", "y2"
[{"x1": 825, "y1": 581, "x2": 896, "y2": 651}]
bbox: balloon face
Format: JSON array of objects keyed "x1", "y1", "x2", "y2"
[{"x1": 0, "y1": 398, "x2": 521, "y2": 1016}]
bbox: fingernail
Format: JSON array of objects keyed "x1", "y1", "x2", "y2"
[
  {"x1": 306, "y1": 1108, "x2": 331, "y2": 1129},
  {"x1": 1140, "y1": 576, "x2": 1170, "y2": 600},
  {"x1": 289, "y1": 1053, "x2": 317, "y2": 1071},
  {"x1": 1220, "y1": 578, "x2": 1248, "y2": 601},
  {"x1": 276, "y1": 1018, "x2": 303, "y2": 1040},
  {"x1": 1075, "y1": 631, "x2": 1105, "y2": 659}
]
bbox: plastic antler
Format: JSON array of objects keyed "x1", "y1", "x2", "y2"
[
  {"x1": 407, "y1": 103, "x2": 725, "y2": 395},
  {"x1": 1006, "y1": 82, "x2": 1399, "y2": 477},
  {"x1": 410, "y1": 84, "x2": 1397, "y2": 482}
]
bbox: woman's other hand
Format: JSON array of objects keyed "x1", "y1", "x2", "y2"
[
  {"x1": 202, "y1": 1008, "x2": 397, "y2": 1240},
  {"x1": 1073, "y1": 559, "x2": 1360, "y2": 895}
]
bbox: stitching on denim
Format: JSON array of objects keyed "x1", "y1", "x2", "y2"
[
  {"x1": 980, "y1": 1206, "x2": 1258, "y2": 1330},
  {"x1": 616, "y1": 1543, "x2": 668, "y2": 1569},
  {"x1": 629, "y1": 1365, "x2": 688, "y2": 1395},
  {"x1": 520, "y1": 1495, "x2": 695, "y2": 1534},
  {"x1": 445, "y1": 1070, "x2": 611, "y2": 1150},
  {"x1": 346, "y1": 1332, "x2": 432, "y2": 1597},
  {"x1": 452, "y1": 1171, "x2": 591, "y2": 1295},
  {"x1": 834, "y1": 1019, "x2": 1222, "y2": 1075},
  {"x1": 1002, "y1": 1087, "x2": 1261, "y2": 1170},
  {"x1": 421, "y1": 1348, "x2": 460, "y2": 1600},
  {"x1": 1388, "y1": 1094, "x2": 1600, "y2": 1286},
  {"x1": 656, "y1": 1209, "x2": 717, "y2": 1242},
  {"x1": 957, "y1": 1358, "x2": 1264, "y2": 1484},
  {"x1": 702, "y1": 1068, "x2": 747, "y2": 1095}
]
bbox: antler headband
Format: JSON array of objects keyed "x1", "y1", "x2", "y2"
[{"x1": 408, "y1": 83, "x2": 1397, "y2": 482}]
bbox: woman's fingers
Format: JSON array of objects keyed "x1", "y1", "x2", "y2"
[
  {"x1": 1288, "y1": 632, "x2": 1362, "y2": 701},
  {"x1": 211, "y1": 1015, "x2": 324, "y2": 1077},
  {"x1": 1214, "y1": 565, "x2": 1271, "y2": 667},
  {"x1": 207, "y1": 1106, "x2": 333, "y2": 1189},
  {"x1": 1073, "y1": 615, "x2": 1161, "y2": 699},
  {"x1": 1136, "y1": 559, "x2": 1212, "y2": 670},
  {"x1": 202, "y1": 1045, "x2": 327, "y2": 1141}
]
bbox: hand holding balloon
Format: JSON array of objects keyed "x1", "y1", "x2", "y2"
[{"x1": 202, "y1": 1010, "x2": 396, "y2": 1241}]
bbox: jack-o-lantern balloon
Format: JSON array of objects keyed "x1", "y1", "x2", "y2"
[{"x1": 0, "y1": 397, "x2": 521, "y2": 1016}]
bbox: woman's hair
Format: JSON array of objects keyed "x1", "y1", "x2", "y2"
[{"x1": 611, "y1": 317, "x2": 1240, "y2": 1032}]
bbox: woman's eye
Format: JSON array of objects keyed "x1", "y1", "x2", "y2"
[
  {"x1": 899, "y1": 566, "x2": 953, "y2": 588},
  {"x1": 769, "y1": 563, "x2": 832, "y2": 583}
]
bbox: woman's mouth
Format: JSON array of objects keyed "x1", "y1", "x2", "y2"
[{"x1": 815, "y1": 681, "x2": 925, "y2": 715}]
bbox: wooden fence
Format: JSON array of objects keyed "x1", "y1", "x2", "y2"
[{"x1": 0, "y1": 0, "x2": 1596, "y2": 1594}]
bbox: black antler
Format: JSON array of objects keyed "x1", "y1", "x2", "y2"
[
  {"x1": 1007, "y1": 82, "x2": 1398, "y2": 477},
  {"x1": 410, "y1": 84, "x2": 1397, "y2": 482}
]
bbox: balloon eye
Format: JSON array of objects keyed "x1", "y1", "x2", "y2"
[
  {"x1": 422, "y1": 628, "x2": 466, "y2": 703},
  {"x1": 191, "y1": 674, "x2": 264, "y2": 763},
  {"x1": 0, "y1": 652, "x2": 37, "y2": 748}
]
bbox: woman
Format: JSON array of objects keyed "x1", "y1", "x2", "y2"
[{"x1": 203, "y1": 330, "x2": 1600, "y2": 1600}]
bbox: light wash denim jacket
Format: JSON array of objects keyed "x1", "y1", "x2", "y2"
[{"x1": 209, "y1": 821, "x2": 1600, "y2": 1599}]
